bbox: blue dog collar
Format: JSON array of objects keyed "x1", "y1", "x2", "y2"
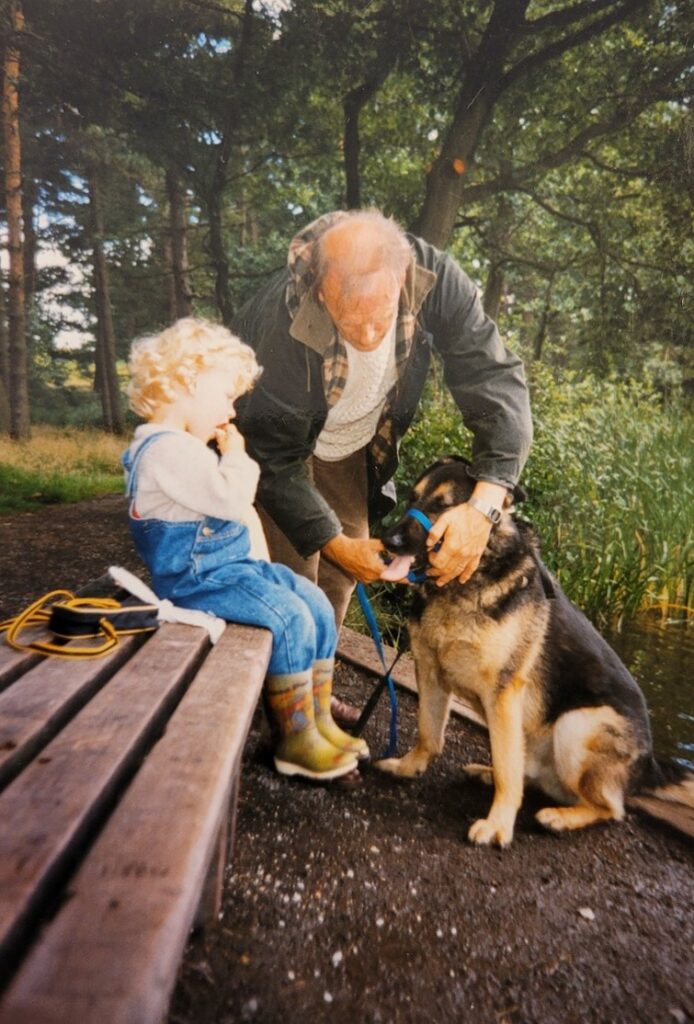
[
  {"x1": 406, "y1": 508, "x2": 435, "y2": 533},
  {"x1": 404, "y1": 507, "x2": 441, "y2": 582}
]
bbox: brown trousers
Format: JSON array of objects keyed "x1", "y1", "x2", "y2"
[{"x1": 257, "y1": 447, "x2": 370, "y2": 632}]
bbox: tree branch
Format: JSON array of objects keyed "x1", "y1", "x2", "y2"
[
  {"x1": 501, "y1": 0, "x2": 649, "y2": 93},
  {"x1": 518, "y1": 188, "x2": 687, "y2": 275},
  {"x1": 462, "y1": 67, "x2": 688, "y2": 203},
  {"x1": 522, "y1": 0, "x2": 621, "y2": 33}
]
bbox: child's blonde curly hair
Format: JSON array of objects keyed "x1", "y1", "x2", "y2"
[{"x1": 127, "y1": 317, "x2": 261, "y2": 419}]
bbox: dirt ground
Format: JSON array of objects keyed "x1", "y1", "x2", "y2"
[{"x1": 1, "y1": 496, "x2": 692, "y2": 1024}]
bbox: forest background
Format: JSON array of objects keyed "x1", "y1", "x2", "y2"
[{"x1": 0, "y1": 0, "x2": 691, "y2": 627}]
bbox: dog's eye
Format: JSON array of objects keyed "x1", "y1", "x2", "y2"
[{"x1": 433, "y1": 493, "x2": 456, "y2": 509}]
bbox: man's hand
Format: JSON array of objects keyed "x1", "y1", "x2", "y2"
[
  {"x1": 322, "y1": 533, "x2": 387, "y2": 583},
  {"x1": 426, "y1": 482, "x2": 506, "y2": 586}
]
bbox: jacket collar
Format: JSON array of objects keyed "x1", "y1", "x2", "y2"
[{"x1": 289, "y1": 256, "x2": 437, "y2": 356}]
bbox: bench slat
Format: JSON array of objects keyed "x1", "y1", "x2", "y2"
[
  {"x1": 0, "y1": 624, "x2": 209, "y2": 968},
  {"x1": 0, "y1": 624, "x2": 271, "y2": 1024},
  {"x1": 0, "y1": 636, "x2": 142, "y2": 792},
  {"x1": 0, "y1": 647, "x2": 40, "y2": 693}
]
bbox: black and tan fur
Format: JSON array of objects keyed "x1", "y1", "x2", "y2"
[{"x1": 377, "y1": 457, "x2": 694, "y2": 847}]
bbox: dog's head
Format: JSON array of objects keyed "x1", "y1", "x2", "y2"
[{"x1": 380, "y1": 456, "x2": 525, "y2": 580}]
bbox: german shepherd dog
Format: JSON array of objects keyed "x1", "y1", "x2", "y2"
[{"x1": 376, "y1": 457, "x2": 694, "y2": 847}]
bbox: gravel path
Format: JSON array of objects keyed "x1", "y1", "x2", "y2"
[{"x1": 1, "y1": 496, "x2": 692, "y2": 1024}]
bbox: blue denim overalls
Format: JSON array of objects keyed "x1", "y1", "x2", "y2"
[{"x1": 122, "y1": 432, "x2": 337, "y2": 675}]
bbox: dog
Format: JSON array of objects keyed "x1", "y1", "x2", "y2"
[{"x1": 376, "y1": 456, "x2": 694, "y2": 847}]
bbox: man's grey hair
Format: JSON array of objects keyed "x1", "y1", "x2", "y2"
[{"x1": 312, "y1": 209, "x2": 412, "y2": 298}]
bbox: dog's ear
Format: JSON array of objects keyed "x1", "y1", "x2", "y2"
[
  {"x1": 503, "y1": 480, "x2": 527, "y2": 507},
  {"x1": 422, "y1": 454, "x2": 471, "y2": 473}
]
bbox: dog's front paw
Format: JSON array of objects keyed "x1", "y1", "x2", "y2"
[
  {"x1": 468, "y1": 816, "x2": 514, "y2": 848},
  {"x1": 375, "y1": 749, "x2": 430, "y2": 778},
  {"x1": 463, "y1": 763, "x2": 494, "y2": 786}
]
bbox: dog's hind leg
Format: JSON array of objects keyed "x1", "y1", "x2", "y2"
[
  {"x1": 468, "y1": 678, "x2": 526, "y2": 848},
  {"x1": 535, "y1": 707, "x2": 635, "y2": 833},
  {"x1": 376, "y1": 648, "x2": 450, "y2": 778},
  {"x1": 463, "y1": 764, "x2": 494, "y2": 786}
]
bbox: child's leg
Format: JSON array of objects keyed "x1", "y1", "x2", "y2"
[
  {"x1": 267, "y1": 566, "x2": 369, "y2": 759},
  {"x1": 265, "y1": 670, "x2": 357, "y2": 780},
  {"x1": 311, "y1": 657, "x2": 369, "y2": 759},
  {"x1": 173, "y1": 572, "x2": 357, "y2": 780}
]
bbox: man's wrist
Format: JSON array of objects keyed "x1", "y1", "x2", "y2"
[
  {"x1": 466, "y1": 495, "x2": 501, "y2": 525},
  {"x1": 322, "y1": 532, "x2": 348, "y2": 565}
]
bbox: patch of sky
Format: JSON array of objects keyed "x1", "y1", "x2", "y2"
[
  {"x1": 57, "y1": 173, "x2": 89, "y2": 204},
  {"x1": 137, "y1": 189, "x2": 155, "y2": 208},
  {"x1": 196, "y1": 33, "x2": 232, "y2": 54}
]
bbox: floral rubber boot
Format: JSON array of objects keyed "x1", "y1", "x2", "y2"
[
  {"x1": 265, "y1": 671, "x2": 358, "y2": 780},
  {"x1": 313, "y1": 659, "x2": 370, "y2": 760}
]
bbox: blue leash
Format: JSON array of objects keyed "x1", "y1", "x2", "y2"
[
  {"x1": 353, "y1": 507, "x2": 438, "y2": 756},
  {"x1": 354, "y1": 582, "x2": 399, "y2": 758}
]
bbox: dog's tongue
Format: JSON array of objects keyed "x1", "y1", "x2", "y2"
[{"x1": 379, "y1": 554, "x2": 415, "y2": 581}]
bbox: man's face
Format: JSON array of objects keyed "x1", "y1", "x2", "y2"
[{"x1": 319, "y1": 271, "x2": 400, "y2": 351}]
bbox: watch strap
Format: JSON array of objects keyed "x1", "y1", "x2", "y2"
[{"x1": 467, "y1": 496, "x2": 502, "y2": 525}]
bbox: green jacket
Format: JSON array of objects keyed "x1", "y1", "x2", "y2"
[{"x1": 233, "y1": 233, "x2": 532, "y2": 559}]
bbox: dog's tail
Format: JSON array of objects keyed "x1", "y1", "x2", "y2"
[{"x1": 636, "y1": 756, "x2": 694, "y2": 807}]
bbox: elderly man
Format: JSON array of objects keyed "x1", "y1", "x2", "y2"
[{"x1": 233, "y1": 210, "x2": 532, "y2": 720}]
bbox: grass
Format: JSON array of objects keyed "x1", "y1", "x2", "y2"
[{"x1": 0, "y1": 426, "x2": 125, "y2": 515}]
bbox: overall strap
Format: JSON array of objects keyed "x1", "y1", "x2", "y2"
[{"x1": 122, "y1": 431, "x2": 176, "y2": 499}]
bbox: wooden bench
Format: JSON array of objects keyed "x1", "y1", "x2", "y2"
[{"x1": 0, "y1": 590, "x2": 271, "y2": 1023}]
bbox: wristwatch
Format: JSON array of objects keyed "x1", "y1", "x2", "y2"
[{"x1": 467, "y1": 496, "x2": 502, "y2": 525}]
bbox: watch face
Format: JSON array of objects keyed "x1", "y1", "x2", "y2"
[{"x1": 490, "y1": 507, "x2": 502, "y2": 525}]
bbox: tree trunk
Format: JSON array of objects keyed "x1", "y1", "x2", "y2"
[
  {"x1": 22, "y1": 173, "x2": 37, "y2": 308},
  {"x1": 2, "y1": 0, "x2": 30, "y2": 440},
  {"x1": 343, "y1": 96, "x2": 362, "y2": 210},
  {"x1": 482, "y1": 195, "x2": 514, "y2": 319},
  {"x1": 0, "y1": 271, "x2": 9, "y2": 431},
  {"x1": 532, "y1": 274, "x2": 558, "y2": 361},
  {"x1": 0, "y1": 268, "x2": 8, "y2": 390},
  {"x1": 483, "y1": 263, "x2": 505, "y2": 321},
  {"x1": 166, "y1": 166, "x2": 193, "y2": 319},
  {"x1": 87, "y1": 164, "x2": 124, "y2": 435},
  {"x1": 415, "y1": 0, "x2": 530, "y2": 248},
  {"x1": 206, "y1": 0, "x2": 254, "y2": 325}
]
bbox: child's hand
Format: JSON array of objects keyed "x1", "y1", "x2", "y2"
[{"x1": 215, "y1": 424, "x2": 246, "y2": 455}]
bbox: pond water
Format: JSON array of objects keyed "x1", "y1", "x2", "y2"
[{"x1": 605, "y1": 617, "x2": 694, "y2": 770}]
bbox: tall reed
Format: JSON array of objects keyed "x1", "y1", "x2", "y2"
[{"x1": 392, "y1": 364, "x2": 692, "y2": 628}]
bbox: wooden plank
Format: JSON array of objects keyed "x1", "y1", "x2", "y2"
[
  {"x1": 337, "y1": 625, "x2": 487, "y2": 728},
  {"x1": 627, "y1": 795, "x2": 694, "y2": 840},
  {"x1": 0, "y1": 636, "x2": 142, "y2": 792},
  {"x1": 0, "y1": 624, "x2": 271, "y2": 1024},
  {"x1": 0, "y1": 624, "x2": 209, "y2": 970},
  {"x1": 0, "y1": 646, "x2": 42, "y2": 693}
]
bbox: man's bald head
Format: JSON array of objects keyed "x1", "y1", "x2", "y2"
[
  {"x1": 312, "y1": 210, "x2": 411, "y2": 299},
  {"x1": 312, "y1": 211, "x2": 411, "y2": 351}
]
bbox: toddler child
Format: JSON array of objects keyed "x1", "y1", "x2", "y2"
[{"x1": 122, "y1": 317, "x2": 367, "y2": 781}]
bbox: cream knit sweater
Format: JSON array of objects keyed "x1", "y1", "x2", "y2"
[
  {"x1": 314, "y1": 321, "x2": 397, "y2": 462},
  {"x1": 125, "y1": 424, "x2": 269, "y2": 560}
]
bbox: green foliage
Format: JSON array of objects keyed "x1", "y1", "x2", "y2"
[
  {"x1": 0, "y1": 463, "x2": 123, "y2": 514},
  {"x1": 385, "y1": 362, "x2": 693, "y2": 629},
  {"x1": 524, "y1": 365, "x2": 693, "y2": 624},
  {"x1": 0, "y1": 426, "x2": 125, "y2": 513}
]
